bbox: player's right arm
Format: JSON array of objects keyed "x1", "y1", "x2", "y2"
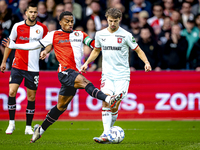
[
  {"x1": 81, "y1": 47, "x2": 101, "y2": 73},
  {"x1": 2, "y1": 38, "x2": 44, "y2": 50},
  {"x1": 1, "y1": 23, "x2": 18, "y2": 73},
  {"x1": 2, "y1": 31, "x2": 54, "y2": 51},
  {"x1": 0, "y1": 47, "x2": 12, "y2": 73}
]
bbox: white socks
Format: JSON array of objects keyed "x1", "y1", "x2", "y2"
[
  {"x1": 9, "y1": 120, "x2": 15, "y2": 125},
  {"x1": 25, "y1": 125, "x2": 32, "y2": 129},
  {"x1": 105, "y1": 96, "x2": 111, "y2": 103},
  {"x1": 40, "y1": 127, "x2": 45, "y2": 135},
  {"x1": 102, "y1": 107, "x2": 111, "y2": 135},
  {"x1": 102, "y1": 108, "x2": 119, "y2": 135},
  {"x1": 111, "y1": 111, "x2": 118, "y2": 127}
]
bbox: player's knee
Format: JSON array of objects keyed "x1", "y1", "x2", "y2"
[
  {"x1": 27, "y1": 94, "x2": 35, "y2": 101},
  {"x1": 9, "y1": 89, "x2": 17, "y2": 97},
  {"x1": 75, "y1": 74, "x2": 91, "y2": 88}
]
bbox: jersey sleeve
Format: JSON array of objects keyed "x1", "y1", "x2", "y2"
[
  {"x1": 126, "y1": 33, "x2": 138, "y2": 50},
  {"x1": 9, "y1": 23, "x2": 18, "y2": 41},
  {"x1": 42, "y1": 25, "x2": 49, "y2": 38},
  {"x1": 94, "y1": 32, "x2": 101, "y2": 49},
  {"x1": 82, "y1": 32, "x2": 94, "y2": 48},
  {"x1": 39, "y1": 31, "x2": 55, "y2": 47},
  {"x1": 9, "y1": 40, "x2": 42, "y2": 50}
]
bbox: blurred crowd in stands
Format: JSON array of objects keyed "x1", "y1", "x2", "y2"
[{"x1": 1, "y1": 0, "x2": 200, "y2": 71}]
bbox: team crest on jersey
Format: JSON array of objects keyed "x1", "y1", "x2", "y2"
[
  {"x1": 36, "y1": 29, "x2": 40, "y2": 34},
  {"x1": 117, "y1": 37, "x2": 122, "y2": 43},
  {"x1": 74, "y1": 32, "x2": 79, "y2": 36}
]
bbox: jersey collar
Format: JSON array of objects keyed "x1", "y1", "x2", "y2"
[
  {"x1": 61, "y1": 28, "x2": 73, "y2": 33},
  {"x1": 24, "y1": 20, "x2": 37, "y2": 27}
]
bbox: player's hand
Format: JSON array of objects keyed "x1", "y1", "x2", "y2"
[
  {"x1": 2, "y1": 38, "x2": 10, "y2": 48},
  {"x1": 0, "y1": 62, "x2": 6, "y2": 73},
  {"x1": 144, "y1": 62, "x2": 152, "y2": 72},
  {"x1": 40, "y1": 50, "x2": 47, "y2": 60},
  {"x1": 81, "y1": 63, "x2": 88, "y2": 73}
]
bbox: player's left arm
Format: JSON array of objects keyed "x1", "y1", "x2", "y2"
[
  {"x1": 40, "y1": 45, "x2": 52, "y2": 60},
  {"x1": 135, "y1": 46, "x2": 152, "y2": 72},
  {"x1": 82, "y1": 32, "x2": 95, "y2": 49},
  {"x1": 126, "y1": 33, "x2": 151, "y2": 72}
]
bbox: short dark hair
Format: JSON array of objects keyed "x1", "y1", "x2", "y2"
[
  {"x1": 27, "y1": 3, "x2": 37, "y2": 10},
  {"x1": 59, "y1": 11, "x2": 73, "y2": 21},
  {"x1": 105, "y1": 8, "x2": 122, "y2": 19}
]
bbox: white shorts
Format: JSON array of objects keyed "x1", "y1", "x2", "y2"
[{"x1": 100, "y1": 78, "x2": 129, "y2": 99}]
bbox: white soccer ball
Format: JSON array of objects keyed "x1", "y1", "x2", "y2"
[{"x1": 107, "y1": 126, "x2": 125, "y2": 144}]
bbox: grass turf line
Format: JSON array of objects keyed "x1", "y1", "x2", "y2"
[{"x1": 0, "y1": 121, "x2": 200, "y2": 150}]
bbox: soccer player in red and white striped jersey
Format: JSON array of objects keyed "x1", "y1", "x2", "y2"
[
  {"x1": 0, "y1": 3, "x2": 51, "y2": 135},
  {"x1": 3, "y1": 11, "x2": 123, "y2": 143}
]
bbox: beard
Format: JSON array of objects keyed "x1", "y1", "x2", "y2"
[{"x1": 28, "y1": 17, "x2": 36, "y2": 23}]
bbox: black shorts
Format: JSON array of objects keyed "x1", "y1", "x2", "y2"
[
  {"x1": 9, "y1": 68, "x2": 39, "y2": 90},
  {"x1": 58, "y1": 69, "x2": 80, "y2": 96}
]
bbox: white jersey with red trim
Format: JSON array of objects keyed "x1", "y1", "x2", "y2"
[
  {"x1": 9, "y1": 21, "x2": 48, "y2": 72},
  {"x1": 39, "y1": 30, "x2": 94, "y2": 72},
  {"x1": 95, "y1": 27, "x2": 138, "y2": 80}
]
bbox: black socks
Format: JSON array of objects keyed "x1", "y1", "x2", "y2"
[
  {"x1": 26, "y1": 101, "x2": 35, "y2": 126},
  {"x1": 8, "y1": 97, "x2": 16, "y2": 120},
  {"x1": 85, "y1": 83, "x2": 107, "y2": 101},
  {"x1": 41, "y1": 105, "x2": 64, "y2": 131}
]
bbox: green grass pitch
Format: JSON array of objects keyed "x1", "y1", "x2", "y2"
[{"x1": 0, "y1": 120, "x2": 200, "y2": 150}]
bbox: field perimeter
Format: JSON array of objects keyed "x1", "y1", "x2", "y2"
[{"x1": 0, "y1": 121, "x2": 200, "y2": 150}]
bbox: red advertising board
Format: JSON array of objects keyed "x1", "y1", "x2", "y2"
[{"x1": 0, "y1": 71, "x2": 200, "y2": 120}]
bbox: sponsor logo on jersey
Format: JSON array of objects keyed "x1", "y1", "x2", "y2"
[
  {"x1": 19, "y1": 36, "x2": 40, "y2": 41},
  {"x1": 20, "y1": 29, "x2": 24, "y2": 32},
  {"x1": 115, "y1": 35, "x2": 125, "y2": 38},
  {"x1": 58, "y1": 39, "x2": 81, "y2": 44},
  {"x1": 117, "y1": 38, "x2": 122, "y2": 43},
  {"x1": 74, "y1": 32, "x2": 79, "y2": 36},
  {"x1": 102, "y1": 46, "x2": 122, "y2": 50},
  {"x1": 36, "y1": 29, "x2": 40, "y2": 34}
]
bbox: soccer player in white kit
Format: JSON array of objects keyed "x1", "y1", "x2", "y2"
[{"x1": 81, "y1": 8, "x2": 152, "y2": 143}]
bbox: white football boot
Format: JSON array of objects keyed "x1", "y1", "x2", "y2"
[
  {"x1": 5, "y1": 123, "x2": 15, "y2": 134},
  {"x1": 30, "y1": 124, "x2": 41, "y2": 143},
  {"x1": 93, "y1": 134, "x2": 111, "y2": 144},
  {"x1": 25, "y1": 126, "x2": 34, "y2": 135}
]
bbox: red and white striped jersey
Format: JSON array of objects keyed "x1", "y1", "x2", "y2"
[
  {"x1": 9, "y1": 21, "x2": 48, "y2": 72},
  {"x1": 40, "y1": 30, "x2": 95, "y2": 72}
]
